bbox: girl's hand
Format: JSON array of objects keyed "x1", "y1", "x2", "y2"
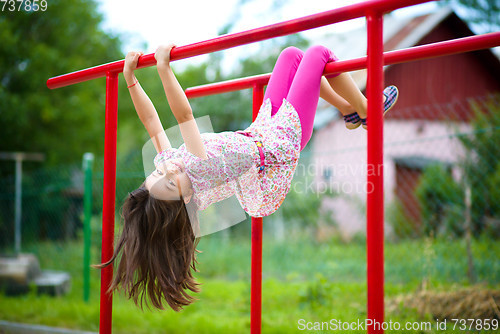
[
  {"x1": 155, "y1": 44, "x2": 176, "y2": 67},
  {"x1": 124, "y1": 51, "x2": 143, "y2": 73},
  {"x1": 123, "y1": 51, "x2": 143, "y2": 84}
]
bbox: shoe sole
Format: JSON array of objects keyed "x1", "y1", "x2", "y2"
[
  {"x1": 361, "y1": 86, "x2": 399, "y2": 129},
  {"x1": 346, "y1": 122, "x2": 361, "y2": 130},
  {"x1": 383, "y1": 85, "x2": 398, "y2": 116}
]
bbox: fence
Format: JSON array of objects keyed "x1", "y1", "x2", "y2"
[{"x1": 45, "y1": 0, "x2": 500, "y2": 333}]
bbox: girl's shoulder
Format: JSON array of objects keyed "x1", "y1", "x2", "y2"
[{"x1": 153, "y1": 147, "x2": 179, "y2": 166}]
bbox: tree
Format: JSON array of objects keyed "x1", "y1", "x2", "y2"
[
  {"x1": 114, "y1": 0, "x2": 309, "y2": 160},
  {"x1": 415, "y1": 164, "x2": 464, "y2": 237},
  {"x1": 440, "y1": 0, "x2": 500, "y2": 32},
  {"x1": 459, "y1": 96, "x2": 500, "y2": 236},
  {"x1": 415, "y1": 96, "x2": 500, "y2": 238},
  {"x1": 0, "y1": 0, "x2": 123, "y2": 172}
]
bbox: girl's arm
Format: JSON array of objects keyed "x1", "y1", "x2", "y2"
[
  {"x1": 155, "y1": 44, "x2": 208, "y2": 160},
  {"x1": 123, "y1": 52, "x2": 171, "y2": 154}
]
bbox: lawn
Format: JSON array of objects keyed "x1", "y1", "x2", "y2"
[{"x1": 0, "y1": 232, "x2": 499, "y2": 333}]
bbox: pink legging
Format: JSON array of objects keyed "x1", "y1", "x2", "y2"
[{"x1": 264, "y1": 45, "x2": 338, "y2": 151}]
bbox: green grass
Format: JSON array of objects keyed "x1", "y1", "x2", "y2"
[{"x1": 1, "y1": 234, "x2": 499, "y2": 333}]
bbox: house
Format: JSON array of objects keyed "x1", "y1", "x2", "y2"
[{"x1": 310, "y1": 7, "x2": 500, "y2": 237}]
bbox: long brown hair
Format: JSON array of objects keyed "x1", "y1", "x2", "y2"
[{"x1": 95, "y1": 186, "x2": 200, "y2": 311}]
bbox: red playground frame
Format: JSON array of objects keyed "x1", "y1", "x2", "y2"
[{"x1": 47, "y1": 1, "x2": 500, "y2": 333}]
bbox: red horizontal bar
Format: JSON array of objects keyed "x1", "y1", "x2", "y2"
[
  {"x1": 186, "y1": 74, "x2": 270, "y2": 98},
  {"x1": 185, "y1": 32, "x2": 500, "y2": 98},
  {"x1": 47, "y1": 0, "x2": 432, "y2": 89}
]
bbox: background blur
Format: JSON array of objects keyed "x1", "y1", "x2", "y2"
[{"x1": 0, "y1": 0, "x2": 499, "y2": 333}]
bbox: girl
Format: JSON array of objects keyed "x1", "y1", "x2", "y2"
[{"x1": 97, "y1": 44, "x2": 398, "y2": 311}]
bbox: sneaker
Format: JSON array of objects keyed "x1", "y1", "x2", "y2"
[
  {"x1": 343, "y1": 112, "x2": 362, "y2": 130},
  {"x1": 361, "y1": 85, "x2": 399, "y2": 129},
  {"x1": 383, "y1": 85, "x2": 399, "y2": 114}
]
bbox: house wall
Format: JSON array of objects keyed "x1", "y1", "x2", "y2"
[
  {"x1": 312, "y1": 120, "x2": 470, "y2": 236},
  {"x1": 312, "y1": 14, "x2": 500, "y2": 237},
  {"x1": 384, "y1": 17, "x2": 500, "y2": 122}
]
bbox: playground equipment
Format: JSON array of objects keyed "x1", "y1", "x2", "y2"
[
  {"x1": 0, "y1": 152, "x2": 72, "y2": 297},
  {"x1": 0, "y1": 254, "x2": 70, "y2": 297},
  {"x1": 82, "y1": 153, "x2": 94, "y2": 303},
  {"x1": 47, "y1": 0, "x2": 500, "y2": 333},
  {"x1": 0, "y1": 152, "x2": 44, "y2": 255},
  {"x1": 0, "y1": 153, "x2": 71, "y2": 298}
]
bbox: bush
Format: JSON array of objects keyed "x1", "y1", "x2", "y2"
[
  {"x1": 415, "y1": 96, "x2": 500, "y2": 239},
  {"x1": 459, "y1": 96, "x2": 500, "y2": 235},
  {"x1": 415, "y1": 164, "x2": 464, "y2": 237},
  {"x1": 387, "y1": 199, "x2": 420, "y2": 240}
]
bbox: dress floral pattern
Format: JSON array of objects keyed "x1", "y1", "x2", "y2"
[{"x1": 154, "y1": 98, "x2": 302, "y2": 217}]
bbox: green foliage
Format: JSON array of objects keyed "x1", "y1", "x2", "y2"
[
  {"x1": 1, "y1": 237, "x2": 500, "y2": 333},
  {"x1": 386, "y1": 199, "x2": 419, "y2": 240},
  {"x1": 187, "y1": 34, "x2": 309, "y2": 133},
  {"x1": 0, "y1": 0, "x2": 311, "y2": 172},
  {"x1": 0, "y1": 0, "x2": 123, "y2": 172},
  {"x1": 485, "y1": 164, "x2": 500, "y2": 237},
  {"x1": 279, "y1": 167, "x2": 337, "y2": 238},
  {"x1": 298, "y1": 273, "x2": 334, "y2": 310},
  {"x1": 415, "y1": 164, "x2": 464, "y2": 237},
  {"x1": 0, "y1": 1, "x2": 152, "y2": 249},
  {"x1": 115, "y1": 34, "x2": 310, "y2": 161},
  {"x1": 0, "y1": 176, "x2": 15, "y2": 248},
  {"x1": 459, "y1": 98, "x2": 500, "y2": 234},
  {"x1": 0, "y1": 163, "x2": 82, "y2": 250},
  {"x1": 415, "y1": 97, "x2": 500, "y2": 238},
  {"x1": 440, "y1": 0, "x2": 500, "y2": 31}
]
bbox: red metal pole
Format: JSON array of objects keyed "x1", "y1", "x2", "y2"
[
  {"x1": 251, "y1": 84, "x2": 264, "y2": 334},
  {"x1": 47, "y1": 0, "x2": 433, "y2": 89},
  {"x1": 99, "y1": 72, "x2": 118, "y2": 334},
  {"x1": 366, "y1": 12, "x2": 385, "y2": 334},
  {"x1": 324, "y1": 31, "x2": 500, "y2": 75},
  {"x1": 185, "y1": 32, "x2": 500, "y2": 99},
  {"x1": 186, "y1": 74, "x2": 271, "y2": 99}
]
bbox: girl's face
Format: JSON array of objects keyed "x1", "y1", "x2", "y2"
[{"x1": 145, "y1": 158, "x2": 193, "y2": 203}]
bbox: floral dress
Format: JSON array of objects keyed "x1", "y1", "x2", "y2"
[{"x1": 154, "y1": 98, "x2": 302, "y2": 217}]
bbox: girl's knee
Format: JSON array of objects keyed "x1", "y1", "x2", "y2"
[
  {"x1": 279, "y1": 46, "x2": 304, "y2": 60},
  {"x1": 305, "y1": 45, "x2": 337, "y2": 63}
]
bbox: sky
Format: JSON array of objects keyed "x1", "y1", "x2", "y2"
[{"x1": 96, "y1": 0, "x2": 439, "y2": 60}]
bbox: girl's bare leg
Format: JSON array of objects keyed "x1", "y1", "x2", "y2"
[
  {"x1": 320, "y1": 77, "x2": 357, "y2": 116},
  {"x1": 323, "y1": 73, "x2": 368, "y2": 118}
]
